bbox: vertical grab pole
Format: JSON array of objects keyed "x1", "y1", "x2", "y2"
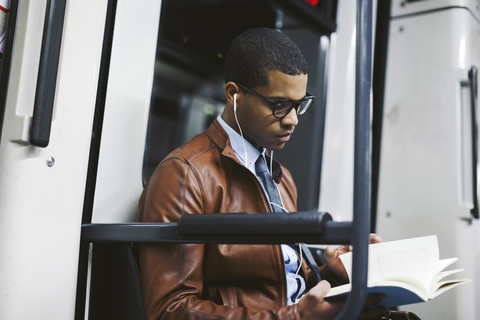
[
  {"x1": 30, "y1": 0, "x2": 67, "y2": 147},
  {"x1": 468, "y1": 67, "x2": 479, "y2": 219},
  {"x1": 335, "y1": 0, "x2": 373, "y2": 319}
]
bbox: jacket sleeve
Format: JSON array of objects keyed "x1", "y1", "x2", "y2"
[{"x1": 138, "y1": 158, "x2": 301, "y2": 320}]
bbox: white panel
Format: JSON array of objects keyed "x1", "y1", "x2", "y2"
[
  {"x1": 319, "y1": 0, "x2": 357, "y2": 221},
  {"x1": 91, "y1": 0, "x2": 162, "y2": 223},
  {"x1": 319, "y1": 0, "x2": 377, "y2": 221},
  {"x1": 0, "y1": 0, "x2": 108, "y2": 318},
  {"x1": 391, "y1": 0, "x2": 480, "y2": 19},
  {"x1": 377, "y1": 8, "x2": 480, "y2": 319}
]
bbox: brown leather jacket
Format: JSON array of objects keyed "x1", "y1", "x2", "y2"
[{"x1": 138, "y1": 119, "x2": 329, "y2": 319}]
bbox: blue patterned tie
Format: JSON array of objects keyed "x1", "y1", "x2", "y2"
[
  {"x1": 255, "y1": 155, "x2": 284, "y2": 212},
  {"x1": 255, "y1": 155, "x2": 322, "y2": 283}
]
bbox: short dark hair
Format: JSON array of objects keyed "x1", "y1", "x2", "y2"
[{"x1": 224, "y1": 28, "x2": 308, "y2": 88}]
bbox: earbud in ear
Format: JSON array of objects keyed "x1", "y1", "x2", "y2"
[{"x1": 233, "y1": 93, "x2": 238, "y2": 111}]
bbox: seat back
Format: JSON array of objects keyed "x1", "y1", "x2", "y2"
[{"x1": 89, "y1": 243, "x2": 146, "y2": 320}]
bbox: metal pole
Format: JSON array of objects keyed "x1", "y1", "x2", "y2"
[{"x1": 335, "y1": 0, "x2": 373, "y2": 318}]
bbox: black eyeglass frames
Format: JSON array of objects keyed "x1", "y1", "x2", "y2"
[{"x1": 235, "y1": 83, "x2": 316, "y2": 118}]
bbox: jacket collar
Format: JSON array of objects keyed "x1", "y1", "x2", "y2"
[{"x1": 206, "y1": 119, "x2": 284, "y2": 183}]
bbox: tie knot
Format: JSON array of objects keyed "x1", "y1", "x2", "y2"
[{"x1": 255, "y1": 155, "x2": 269, "y2": 176}]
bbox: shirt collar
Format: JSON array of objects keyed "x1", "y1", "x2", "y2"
[{"x1": 217, "y1": 115, "x2": 265, "y2": 173}]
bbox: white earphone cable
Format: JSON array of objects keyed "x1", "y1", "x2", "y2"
[
  {"x1": 233, "y1": 93, "x2": 248, "y2": 167},
  {"x1": 270, "y1": 150, "x2": 274, "y2": 175},
  {"x1": 268, "y1": 150, "x2": 288, "y2": 212}
]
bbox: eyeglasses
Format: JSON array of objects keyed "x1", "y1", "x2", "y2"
[{"x1": 236, "y1": 83, "x2": 316, "y2": 118}]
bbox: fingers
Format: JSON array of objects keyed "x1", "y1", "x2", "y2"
[
  {"x1": 297, "y1": 281, "x2": 331, "y2": 308},
  {"x1": 324, "y1": 246, "x2": 348, "y2": 269},
  {"x1": 325, "y1": 245, "x2": 335, "y2": 254},
  {"x1": 298, "y1": 281, "x2": 346, "y2": 320},
  {"x1": 324, "y1": 245, "x2": 337, "y2": 259},
  {"x1": 324, "y1": 245, "x2": 350, "y2": 283},
  {"x1": 308, "y1": 280, "x2": 332, "y2": 298},
  {"x1": 369, "y1": 233, "x2": 383, "y2": 244},
  {"x1": 325, "y1": 245, "x2": 350, "y2": 260}
]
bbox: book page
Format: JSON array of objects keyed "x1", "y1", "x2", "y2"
[
  {"x1": 435, "y1": 257, "x2": 458, "y2": 273},
  {"x1": 432, "y1": 268, "x2": 462, "y2": 287},
  {"x1": 369, "y1": 237, "x2": 438, "y2": 283},
  {"x1": 433, "y1": 279, "x2": 471, "y2": 298},
  {"x1": 340, "y1": 235, "x2": 439, "y2": 288},
  {"x1": 329, "y1": 235, "x2": 470, "y2": 306}
]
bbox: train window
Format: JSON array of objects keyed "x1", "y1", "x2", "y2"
[{"x1": 143, "y1": 0, "x2": 337, "y2": 210}]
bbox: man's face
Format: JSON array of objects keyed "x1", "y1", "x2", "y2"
[{"x1": 238, "y1": 70, "x2": 308, "y2": 150}]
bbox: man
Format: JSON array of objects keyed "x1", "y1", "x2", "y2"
[{"x1": 138, "y1": 28, "x2": 395, "y2": 319}]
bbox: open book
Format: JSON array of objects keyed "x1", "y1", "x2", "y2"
[{"x1": 325, "y1": 235, "x2": 470, "y2": 307}]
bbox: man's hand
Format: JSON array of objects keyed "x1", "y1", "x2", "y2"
[
  {"x1": 324, "y1": 234, "x2": 383, "y2": 282},
  {"x1": 298, "y1": 280, "x2": 386, "y2": 320}
]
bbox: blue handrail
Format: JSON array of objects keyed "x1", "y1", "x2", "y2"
[{"x1": 334, "y1": 0, "x2": 373, "y2": 319}]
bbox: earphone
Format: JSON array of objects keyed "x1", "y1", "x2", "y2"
[
  {"x1": 233, "y1": 92, "x2": 302, "y2": 302},
  {"x1": 233, "y1": 92, "x2": 248, "y2": 166},
  {"x1": 270, "y1": 150, "x2": 274, "y2": 176}
]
